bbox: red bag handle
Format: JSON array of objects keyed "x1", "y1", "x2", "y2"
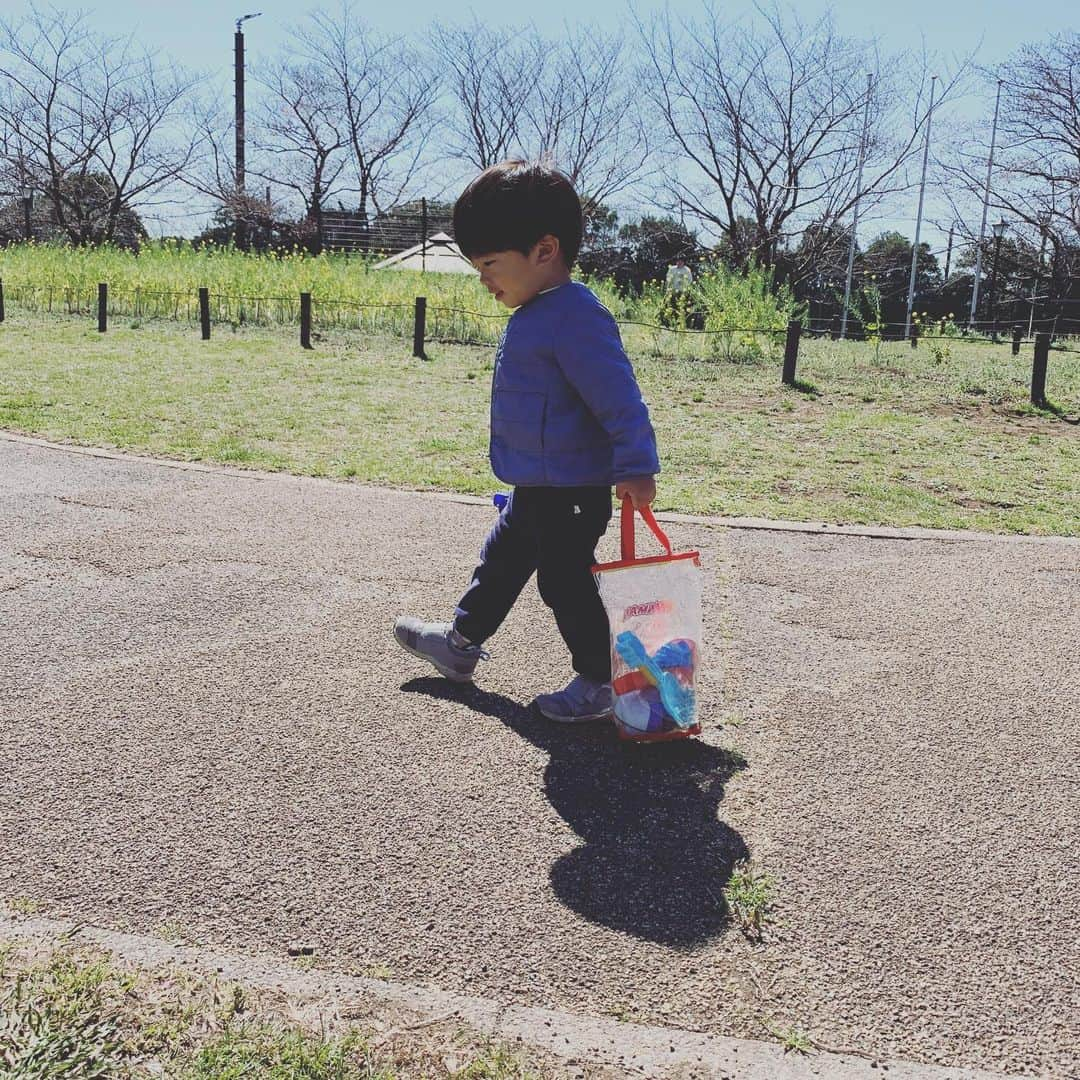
[{"x1": 620, "y1": 494, "x2": 673, "y2": 561}]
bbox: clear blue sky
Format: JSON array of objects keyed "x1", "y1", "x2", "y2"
[
  {"x1": 86, "y1": 0, "x2": 1071, "y2": 66},
  {"x1": 59, "y1": 0, "x2": 1078, "y2": 246}
]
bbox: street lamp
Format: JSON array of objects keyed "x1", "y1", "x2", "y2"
[
  {"x1": 17, "y1": 184, "x2": 32, "y2": 242},
  {"x1": 234, "y1": 12, "x2": 262, "y2": 250},
  {"x1": 989, "y1": 218, "x2": 1007, "y2": 342},
  {"x1": 1028, "y1": 212, "x2": 1052, "y2": 339}
]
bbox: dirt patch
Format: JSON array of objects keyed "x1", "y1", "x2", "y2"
[
  {"x1": 916, "y1": 399, "x2": 1078, "y2": 431},
  {"x1": 950, "y1": 496, "x2": 1020, "y2": 510}
]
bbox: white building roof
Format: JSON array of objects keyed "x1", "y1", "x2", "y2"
[{"x1": 372, "y1": 232, "x2": 477, "y2": 274}]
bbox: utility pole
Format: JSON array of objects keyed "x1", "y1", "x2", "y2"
[
  {"x1": 968, "y1": 80, "x2": 1003, "y2": 329},
  {"x1": 905, "y1": 75, "x2": 937, "y2": 339},
  {"x1": 840, "y1": 73, "x2": 873, "y2": 341},
  {"x1": 943, "y1": 221, "x2": 956, "y2": 282},
  {"x1": 234, "y1": 12, "x2": 262, "y2": 250}
]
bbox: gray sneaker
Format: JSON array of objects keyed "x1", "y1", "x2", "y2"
[
  {"x1": 533, "y1": 675, "x2": 614, "y2": 723},
  {"x1": 393, "y1": 617, "x2": 489, "y2": 683}
]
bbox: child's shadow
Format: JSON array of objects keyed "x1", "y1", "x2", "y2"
[{"x1": 402, "y1": 678, "x2": 750, "y2": 946}]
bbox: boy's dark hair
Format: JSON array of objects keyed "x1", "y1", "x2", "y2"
[{"x1": 453, "y1": 160, "x2": 583, "y2": 268}]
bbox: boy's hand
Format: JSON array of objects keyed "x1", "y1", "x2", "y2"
[{"x1": 615, "y1": 476, "x2": 656, "y2": 509}]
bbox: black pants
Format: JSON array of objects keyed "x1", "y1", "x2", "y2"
[{"x1": 454, "y1": 486, "x2": 613, "y2": 683}]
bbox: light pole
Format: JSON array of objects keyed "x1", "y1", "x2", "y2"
[
  {"x1": 905, "y1": 74, "x2": 938, "y2": 340},
  {"x1": 988, "y1": 218, "x2": 1007, "y2": 342},
  {"x1": 17, "y1": 184, "x2": 33, "y2": 242},
  {"x1": 1028, "y1": 211, "x2": 1051, "y2": 339},
  {"x1": 840, "y1": 72, "x2": 873, "y2": 341},
  {"x1": 969, "y1": 80, "x2": 1004, "y2": 329},
  {"x1": 234, "y1": 12, "x2": 262, "y2": 250}
]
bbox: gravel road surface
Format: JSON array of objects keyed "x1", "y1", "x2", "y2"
[{"x1": 1, "y1": 434, "x2": 1077, "y2": 1077}]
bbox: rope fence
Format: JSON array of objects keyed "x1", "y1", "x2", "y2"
[{"x1": 0, "y1": 277, "x2": 1075, "y2": 406}]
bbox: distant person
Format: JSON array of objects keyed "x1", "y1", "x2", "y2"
[
  {"x1": 394, "y1": 160, "x2": 660, "y2": 723},
  {"x1": 665, "y1": 257, "x2": 693, "y2": 294}
]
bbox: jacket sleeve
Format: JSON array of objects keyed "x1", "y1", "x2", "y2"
[{"x1": 553, "y1": 302, "x2": 660, "y2": 480}]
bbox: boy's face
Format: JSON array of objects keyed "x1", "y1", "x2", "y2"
[{"x1": 471, "y1": 236, "x2": 566, "y2": 309}]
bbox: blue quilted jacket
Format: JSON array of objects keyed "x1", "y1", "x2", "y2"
[{"x1": 489, "y1": 283, "x2": 660, "y2": 486}]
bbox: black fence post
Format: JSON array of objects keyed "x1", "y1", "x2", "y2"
[
  {"x1": 829, "y1": 315, "x2": 839, "y2": 340},
  {"x1": 413, "y1": 296, "x2": 427, "y2": 359},
  {"x1": 782, "y1": 319, "x2": 801, "y2": 386},
  {"x1": 97, "y1": 283, "x2": 107, "y2": 333},
  {"x1": 910, "y1": 324, "x2": 919, "y2": 349},
  {"x1": 300, "y1": 292, "x2": 312, "y2": 349},
  {"x1": 0, "y1": 278, "x2": 5, "y2": 323},
  {"x1": 199, "y1": 288, "x2": 211, "y2": 340},
  {"x1": 1011, "y1": 326, "x2": 1023, "y2": 356},
  {"x1": 1031, "y1": 333, "x2": 1050, "y2": 406}
]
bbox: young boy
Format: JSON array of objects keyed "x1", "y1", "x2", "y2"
[{"x1": 394, "y1": 160, "x2": 659, "y2": 722}]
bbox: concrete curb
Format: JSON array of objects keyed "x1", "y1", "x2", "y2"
[
  {"x1": 2, "y1": 431, "x2": 1076, "y2": 547},
  {"x1": 0, "y1": 914, "x2": 1017, "y2": 1080}
]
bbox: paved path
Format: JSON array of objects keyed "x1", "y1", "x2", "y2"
[{"x1": 1, "y1": 434, "x2": 1077, "y2": 1077}]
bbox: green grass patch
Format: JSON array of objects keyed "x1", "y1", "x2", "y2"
[
  {"x1": 0, "y1": 310, "x2": 1077, "y2": 535},
  {"x1": 0, "y1": 942, "x2": 544, "y2": 1079},
  {"x1": 723, "y1": 861, "x2": 775, "y2": 942},
  {"x1": 181, "y1": 1027, "x2": 384, "y2": 1079},
  {"x1": 6, "y1": 898, "x2": 40, "y2": 916},
  {"x1": 0, "y1": 948, "x2": 135, "y2": 1078},
  {"x1": 762, "y1": 1020, "x2": 814, "y2": 1055}
]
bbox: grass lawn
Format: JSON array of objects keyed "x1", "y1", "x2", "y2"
[{"x1": 1, "y1": 310, "x2": 1077, "y2": 535}]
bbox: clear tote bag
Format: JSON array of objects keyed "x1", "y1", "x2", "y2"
[{"x1": 594, "y1": 497, "x2": 703, "y2": 742}]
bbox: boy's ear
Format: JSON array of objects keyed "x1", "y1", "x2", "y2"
[{"x1": 532, "y1": 233, "x2": 562, "y2": 266}]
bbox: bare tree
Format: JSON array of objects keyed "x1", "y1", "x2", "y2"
[
  {"x1": 942, "y1": 35, "x2": 1079, "y2": 300},
  {"x1": 251, "y1": 57, "x2": 347, "y2": 251},
  {"x1": 182, "y1": 92, "x2": 277, "y2": 242},
  {"x1": 998, "y1": 34, "x2": 1079, "y2": 247},
  {"x1": 291, "y1": 4, "x2": 438, "y2": 239},
  {"x1": 0, "y1": 3, "x2": 198, "y2": 244},
  {"x1": 635, "y1": 2, "x2": 959, "y2": 274},
  {"x1": 434, "y1": 18, "x2": 646, "y2": 211},
  {"x1": 434, "y1": 18, "x2": 540, "y2": 171},
  {"x1": 181, "y1": 89, "x2": 232, "y2": 206},
  {"x1": 83, "y1": 41, "x2": 200, "y2": 241},
  {"x1": 0, "y1": 5, "x2": 95, "y2": 231},
  {"x1": 184, "y1": 4, "x2": 435, "y2": 248},
  {"x1": 521, "y1": 25, "x2": 648, "y2": 213}
]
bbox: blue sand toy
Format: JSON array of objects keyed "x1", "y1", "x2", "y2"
[
  {"x1": 653, "y1": 639, "x2": 694, "y2": 670},
  {"x1": 615, "y1": 631, "x2": 696, "y2": 728}
]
